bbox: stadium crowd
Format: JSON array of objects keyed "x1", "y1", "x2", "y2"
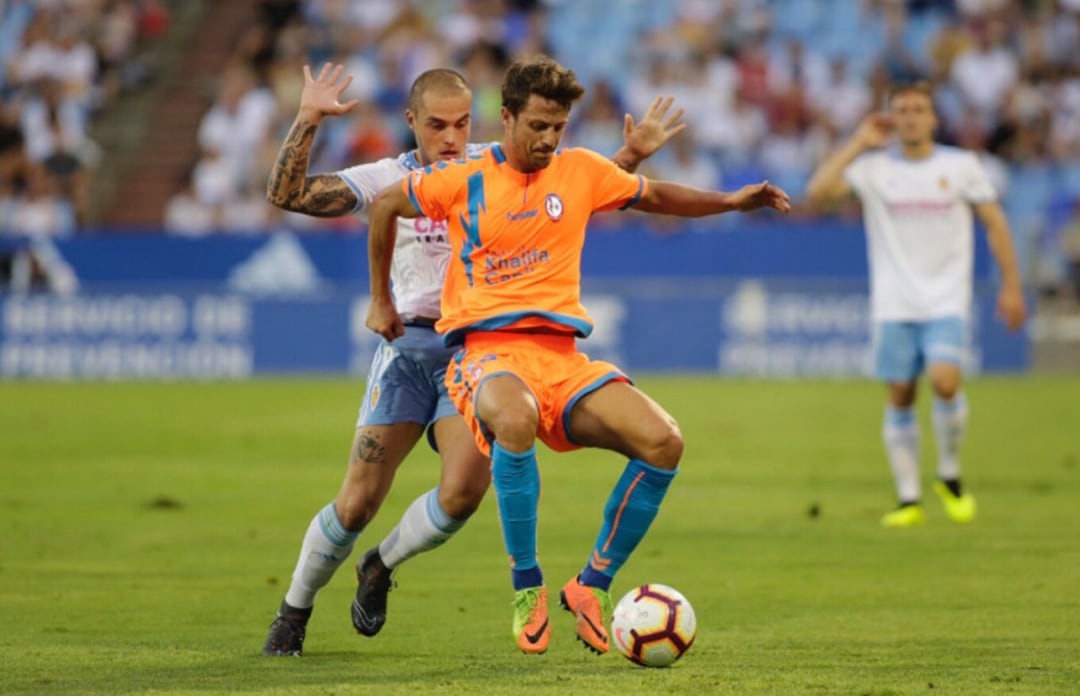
[
  {"x1": 0, "y1": 0, "x2": 169, "y2": 237},
  {"x1": 2, "y1": 0, "x2": 1079, "y2": 299}
]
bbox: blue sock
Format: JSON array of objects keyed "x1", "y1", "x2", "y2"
[
  {"x1": 491, "y1": 442, "x2": 543, "y2": 590},
  {"x1": 579, "y1": 459, "x2": 677, "y2": 590}
]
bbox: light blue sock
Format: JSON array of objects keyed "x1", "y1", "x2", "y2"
[
  {"x1": 579, "y1": 459, "x2": 677, "y2": 590},
  {"x1": 491, "y1": 442, "x2": 543, "y2": 590},
  {"x1": 883, "y1": 405, "x2": 921, "y2": 504},
  {"x1": 932, "y1": 392, "x2": 968, "y2": 482},
  {"x1": 377, "y1": 487, "x2": 467, "y2": 569},
  {"x1": 284, "y1": 502, "x2": 360, "y2": 609}
]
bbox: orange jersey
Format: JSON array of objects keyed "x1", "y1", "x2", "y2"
[{"x1": 403, "y1": 145, "x2": 647, "y2": 345}]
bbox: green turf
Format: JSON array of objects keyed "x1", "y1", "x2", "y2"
[{"x1": 1, "y1": 377, "x2": 1077, "y2": 695}]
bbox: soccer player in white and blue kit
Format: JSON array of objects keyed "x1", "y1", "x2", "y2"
[
  {"x1": 807, "y1": 82, "x2": 1026, "y2": 528},
  {"x1": 260, "y1": 64, "x2": 685, "y2": 654}
]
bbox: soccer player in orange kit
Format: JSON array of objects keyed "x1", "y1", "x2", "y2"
[{"x1": 365, "y1": 56, "x2": 790, "y2": 655}]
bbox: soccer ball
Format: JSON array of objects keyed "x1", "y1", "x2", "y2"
[{"x1": 610, "y1": 583, "x2": 697, "y2": 667}]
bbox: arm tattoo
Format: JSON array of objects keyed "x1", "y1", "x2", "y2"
[
  {"x1": 266, "y1": 120, "x2": 358, "y2": 216},
  {"x1": 352, "y1": 433, "x2": 387, "y2": 465}
]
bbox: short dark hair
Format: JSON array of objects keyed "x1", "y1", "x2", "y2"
[
  {"x1": 500, "y1": 55, "x2": 585, "y2": 117},
  {"x1": 887, "y1": 81, "x2": 934, "y2": 106},
  {"x1": 408, "y1": 68, "x2": 470, "y2": 113}
]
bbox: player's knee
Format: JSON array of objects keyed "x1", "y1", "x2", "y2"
[
  {"x1": 887, "y1": 382, "x2": 917, "y2": 408},
  {"x1": 334, "y1": 496, "x2": 377, "y2": 531},
  {"x1": 437, "y1": 476, "x2": 488, "y2": 519},
  {"x1": 932, "y1": 378, "x2": 961, "y2": 400},
  {"x1": 485, "y1": 405, "x2": 539, "y2": 452},
  {"x1": 928, "y1": 367, "x2": 961, "y2": 399},
  {"x1": 335, "y1": 482, "x2": 385, "y2": 530},
  {"x1": 644, "y1": 419, "x2": 683, "y2": 470}
]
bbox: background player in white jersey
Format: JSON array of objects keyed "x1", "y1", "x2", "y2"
[
  {"x1": 806, "y1": 82, "x2": 1026, "y2": 528},
  {"x1": 261, "y1": 63, "x2": 685, "y2": 655}
]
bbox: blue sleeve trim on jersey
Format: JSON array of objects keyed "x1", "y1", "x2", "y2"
[
  {"x1": 442, "y1": 311, "x2": 594, "y2": 346},
  {"x1": 618, "y1": 175, "x2": 646, "y2": 211},
  {"x1": 337, "y1": 173, "x2": 366, "y2": 214},
  {"x1": 561, "y1": 370, "x2": 630, "y2": 446}
]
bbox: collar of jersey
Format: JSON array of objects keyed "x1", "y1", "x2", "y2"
[
  {"x1": 888, "y1": 144, "x2": 939, "y2": 163},
  {"x1": 401, "y1": 149, "x2": 422, "y2": 171},
  {"x1": 490, "y1": 144, "x2": 557, "y2": 185}
]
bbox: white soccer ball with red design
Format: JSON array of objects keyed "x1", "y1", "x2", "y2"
[{"x1": 610, "y1": 583, "x2": 697, "y2": 667}]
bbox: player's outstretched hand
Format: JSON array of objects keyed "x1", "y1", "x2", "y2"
[
  {"x1": 853, "y1": 113, "x2": 894, "y2": 150},
  {"x1": 732, "y1": 181, "x2": 791, "y2": 214},
  {"x1": 366, "y1": 297, "x2": 405, "y2": 341},
  {"x1": 300, "y1": 63, "x2": 359, "y2": 119},
  {"x1": 997, "y1": 286, "x2": 1027, "y2": 332},
  {"x1": 623, "y1": 96, "x2": 687, "y2": 160}
]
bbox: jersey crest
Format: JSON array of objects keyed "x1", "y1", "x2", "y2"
[{"x1": 545, "y1": 193, "x2": 564, "y2": 221}]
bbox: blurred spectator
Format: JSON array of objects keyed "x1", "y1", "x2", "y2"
[
  {"x1": 810, "y1": 56, "x2": 873, "y2": 137},
  {"x1": 0, "y1": 0, "x2": 167, "y2": 240},
  {"x1": 149, "y1": 0, "x2": 1080, "y2": 292},
  {"x1": 9, "y1": 167, "x2": 74, "y2": 238},
  {"x1": 949, "y1": 18, "x2": 1019, "y2": 127},
  {"x1": 651, "y1": 127, "x2": 721, "y2": 193},
  {"x1": 164, "y1": 171, "x2": 216, "y2": 237},
  {"x1": 460, "y1": 40, "x2": 509, "y2": 142},
  {"x1": 1062, "y1": 202, "x2": 1080, "y2": 302},
  {"x1": 571, "y1": 80, "x2": 626, "y2": 158}
]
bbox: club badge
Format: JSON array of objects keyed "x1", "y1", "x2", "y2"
[{"x1": 545, "y1": 193, "x2": 563, "y2": 221}]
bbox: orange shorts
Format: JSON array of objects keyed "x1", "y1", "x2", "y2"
[{"x1": 445, "y1": 330, "x2": 629, "y2": 457}]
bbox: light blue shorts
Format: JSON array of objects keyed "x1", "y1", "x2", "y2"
[
  {"x1": 356, "y1": 324, "x2": 458, "y2": 434},
  {"x1": 873, "y1": 317, "x2": 967, "y2": 382}
]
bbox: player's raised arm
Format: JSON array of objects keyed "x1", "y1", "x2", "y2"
[
  {"x1": 974, "y1": 201, "x2": 1027, "y2": 331},
  {"x1": 611, "y1": 95, "x2": 687, "y2": 173},
  {"x1": 266, "y1": 63, "x2": 360, "y2": 216},
  {"x1": 634, "y1": 179, "x2": 791, "y2": 216},
  {"x1": 806, "y1": 113, "x2": 893, "y2": 206},
  {"x1": 365, "y1": 182, "x2": 423, "y2": 341}
]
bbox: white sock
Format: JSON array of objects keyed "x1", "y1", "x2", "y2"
[
  {"x1": 933, "y1": 392, "x2": 968, "y2": 482},
  {"x1": 378, "y1": 488, "x2": 466, "y2": 569},
  {"x1": 883, "y1": 406, "x2": 921, "y2": 504},
  {"x1": 283, "y1": 503, "x2": 359, "y2": 609}
]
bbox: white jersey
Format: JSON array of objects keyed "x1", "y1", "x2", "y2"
[
  {"x1": 338, "y1": 143, "x2": 491, "y2": 319},
  {"x1": 844, "y1": 145, "x2": 997, "y2": 321}
]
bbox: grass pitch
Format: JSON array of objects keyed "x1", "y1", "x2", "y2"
[{"x1": 1, "y1": 376, "x2": 1077, "y2": 695}]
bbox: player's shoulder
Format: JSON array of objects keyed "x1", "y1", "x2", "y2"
[
  {"x1": 857, "y1": 148, "x2": 892, "y2": 166},
  {"x1": 553, "y1": 147, "x2": 619, "y2": 176},
  {"x1": 338, "y1": 155, "x2": 409, "y2": 186},
  {"x1": 556, "y1": 146, "x2": 609, "y2": 164},
  {"x1": 465, "y1": 141, "x2": 495, "y2": 157},
  {"x1": 927, "y1": 144, "x2": 977, "y2": 165},
  {"x1": 418, "y1": 151, "x2": 489, "y2": 178}
]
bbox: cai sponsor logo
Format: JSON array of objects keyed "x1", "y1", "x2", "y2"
[{"x1": 413, "y1": 217, "x2": 449, "y2": 244}]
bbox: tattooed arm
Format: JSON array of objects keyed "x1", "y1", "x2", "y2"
[{"x1": 266, "y1": 63, "x2": 360, "y2": 217}]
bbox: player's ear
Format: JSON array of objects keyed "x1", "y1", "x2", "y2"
[
  {"x1": 500, "y1": 105, "x2": 511, "y2": 127},
  {"x1": 405, "y1": 109, "x2": 416, "y2": 131}
]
